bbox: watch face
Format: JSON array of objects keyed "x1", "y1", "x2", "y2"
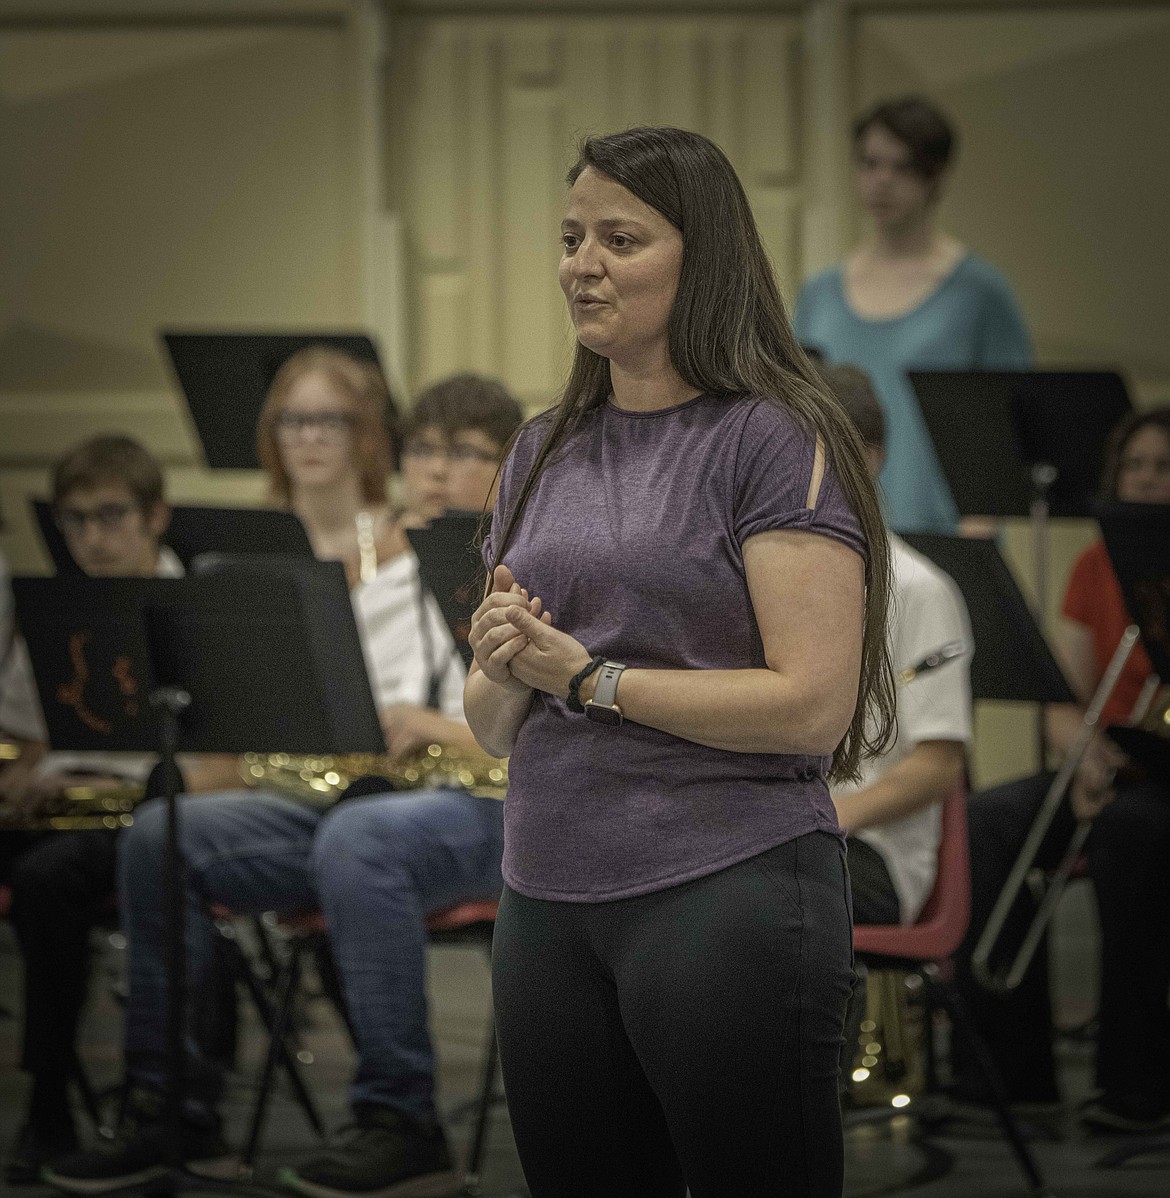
[{"x1": 584, "y1": 702, "x2": 623, "y2": 727}]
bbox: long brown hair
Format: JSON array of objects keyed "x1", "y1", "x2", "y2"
[
  {"x1": 257, "y1": 345, "x2": 399, "y2": 506},
  {"x1": 491, "y1": 126, "x2": 895, "y2": 781}
]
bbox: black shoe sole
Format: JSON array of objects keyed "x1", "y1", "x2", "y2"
[
  {"x1": 42, "y1": 1155, "x2": 239, "y2": 1196},
  {"x1": 40, "y1": 1164, "x2": 170, "y2": 1195},
  {"x1": 277, "y1": 1165, "x2": 463, "y2": 1198}
]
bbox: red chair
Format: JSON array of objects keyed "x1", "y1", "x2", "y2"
[
  {"x1": 231, "y1": 898, "x2": 501, "y2": 1191},
  {"x1": 850, "y1": 786, "x2": 1052, "y2": 1198}
]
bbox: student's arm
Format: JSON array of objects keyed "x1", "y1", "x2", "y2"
[
  {"x1": 833, "y1": 740, "x2": 965, "y2": 834},
  {"x1": 379, "y1": 705, "x2": 486, "y2": 760},
  {"x1": 0, "y1": 738, "x2": 48, "y2": 806}
]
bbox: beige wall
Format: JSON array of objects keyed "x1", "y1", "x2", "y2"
[
  {"x1": 388, "y1": 11, "x2": 803, "y2": 407},
  {"x1": 0, "y1": 11, "x2": 363, "y2": 570}
]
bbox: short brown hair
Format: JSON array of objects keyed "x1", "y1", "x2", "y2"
[
  {"x1": 853, "y1": 96, "x2": 956, "y2": 181},
  {"x1": 816, "y1": 364, "x2": 885, "y2": 451},
  {"x1": 407, "y1": 373, "x2": 524, "y2": 450},
  {"x1": 53, "y1": 434, "x2": 165, "y2": 511},
  {"x1": 257, "y1": 345, "x2": 400, "y2": 506},
  {"x1": 1100, "y1": 406, "x2": 1170, "y2": 500}
]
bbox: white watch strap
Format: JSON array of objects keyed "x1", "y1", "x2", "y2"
[{"x1": 591, "y1": 661, "x2": 626, "y2": 708}]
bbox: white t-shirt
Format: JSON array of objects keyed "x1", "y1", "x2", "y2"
[
  {"x1": 835, "y1": 535, "x2": 973, "y2": 923},
  {"x1": 0, "y1": 546, "x2": 185, "y2": 781},
  {"x1": 352, "y1": 550, "x2": 466, "y2": 723}
]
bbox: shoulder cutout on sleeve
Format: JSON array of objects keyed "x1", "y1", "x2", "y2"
[{"x1": 805, "y1": 436, "x2": 826, "y2": 510}]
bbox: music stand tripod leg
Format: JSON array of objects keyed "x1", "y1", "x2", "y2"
[{"x1": 141, "y1": 687, "x2": 286, "y2": 1197}]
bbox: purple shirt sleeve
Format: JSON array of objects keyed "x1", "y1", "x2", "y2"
[{"x1": 732, "y1": 399, "x2": 867, "y2": 559}]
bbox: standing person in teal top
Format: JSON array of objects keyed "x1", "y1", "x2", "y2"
[{"x1": 795, "y1": 96, "x2": 1033, "y2": 534}]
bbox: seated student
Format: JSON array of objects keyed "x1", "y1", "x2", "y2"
[
  {"x1": 397, "y1": 372, "x2": 524, "y2": 525},
  {"x1": 820, "y1": 365, "x2": 972, "y2": 929},
  {"x1": 953, "y1": 407, "x2": 1170, "y2": 1133},
  {"x1": 0, "y1": 436, "x2": 187, "y2": 1183},
  {"x1": 46, "y1": 366, "x2": 525, "y2": 1198}
]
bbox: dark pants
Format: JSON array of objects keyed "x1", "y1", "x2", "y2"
[
  {"x1": 845, "y1": 837, "x2": 900, "y2": 927},
  {"x1": 491, "y1": 831, "x2": 854, "y2": 1198},
  {"x1": 4, "y1": 830, "x2": 119, "y2": 1086},
  {"x1": 954, "y1": 771, "x2": 1170, "y2": 1111}
]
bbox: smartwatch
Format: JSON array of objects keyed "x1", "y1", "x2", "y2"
[{"x1": 584, "y1": 661, "x2": 626, "y2": 727}]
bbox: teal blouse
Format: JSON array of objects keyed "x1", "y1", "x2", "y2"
[{"x1": 794, "y1": 255, "x2": 1032, "y2": 533}]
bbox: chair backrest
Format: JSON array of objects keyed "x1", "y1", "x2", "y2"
[{"x1": 852, "y1": 783, "x2": 970, "y2": 963}]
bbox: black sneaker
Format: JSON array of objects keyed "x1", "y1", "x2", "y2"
[
  {"x1": 278, "y1": 1105, "x2": 460, "y2": 1198},
  {"x1": 41, "y1": 1087, "x2": 236, "y2": 1194},
  {"x1": 5, "y1": 1119, "x2": 79, "y2": 1186}
]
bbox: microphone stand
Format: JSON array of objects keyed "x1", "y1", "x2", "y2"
[{"x1": 118, "y1": 685, "x2": 279, "y2": 1197}]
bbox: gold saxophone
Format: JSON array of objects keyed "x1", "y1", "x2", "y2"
[
  {"x1": 0, "y1": 739, "x2": 143, "y2": 829},
  {"x1": 238, "y1": 743, "x2": 508, "y2": 807},
  {"x1": 0, "y1": 740, "x2": 507, "y2": 829}
]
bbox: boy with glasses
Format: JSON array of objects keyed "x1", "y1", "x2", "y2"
[
  {"x1": 398, "y1": 373, "x2": 523, "y2": 526},
  {"x1": 0, "y1": 435, "x2": 187, "y2": 1183}
]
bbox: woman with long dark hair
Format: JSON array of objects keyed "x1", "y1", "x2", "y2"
[{"x1": 464, "y1": 126, "x2": 895, "y2": 1196}]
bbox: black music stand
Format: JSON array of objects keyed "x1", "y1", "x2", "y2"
[
  {"x1": 1097, "y1": 502, "x2": 1170, "y2": 782},
  {"x1": 909, "y1": 370, "x2": 1131, "y2": 627},
  {"x1": 160, "y1": 331, "x2": 399, "y2": 470},
  {"x1": 33, "y1": 498, "x2": 313, "y2": 577},
  {"x1": 12, "y1": 560, "x2": 385, "y2": 1194},
  {"x1": 901, "y1": 533, "x2": 1075, "y2": 708},
  {"x1": 406, "y1": 512, "x2": 485, "y2": 670}
]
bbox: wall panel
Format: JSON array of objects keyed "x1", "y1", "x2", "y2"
[{"x1": 396, "y1": 12, "x2": 803, "y2": 407}]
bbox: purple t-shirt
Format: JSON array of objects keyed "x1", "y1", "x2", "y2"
[{"x1": 482, "y1": 392, "x2": 866, "y2": 902}]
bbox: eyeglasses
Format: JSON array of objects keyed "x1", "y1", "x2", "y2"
[
  {"x1": 401, "y1": 442, "x2": 500, "y2": 466},
  {"x1": 274, "y1": 411, "x2": 355, "y2": 440},
  {"x1": 54, "y1": 502, "x2": 138, "y2": 534}
]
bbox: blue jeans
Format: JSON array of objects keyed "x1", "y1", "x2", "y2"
[{"x1": 118, "y1": 787, "x2": 505, "y2": 1123}]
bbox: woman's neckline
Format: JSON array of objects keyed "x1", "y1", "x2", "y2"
[
  {"x1": 836, "y1": 251, "x2": 972, "y2": 327},
  {"x1": 605, "y1": 391, "x2": 709, "y2": 418}
]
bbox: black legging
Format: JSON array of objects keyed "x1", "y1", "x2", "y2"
[{"x1": 491, "y1": 830, "x2": 854, "y2": 1198}]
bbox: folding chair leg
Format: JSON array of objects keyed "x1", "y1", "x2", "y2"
[
  {"x1": 934, "y1": 979, "x2": 1052, "y2": 1197},
  {"x1": 221, "y1": 929, "x2": 326, "y2": 1142},
  {"x1": 242, "y1": 943, "x2": 305, "y2": 1170},
  {"x1": 71, "y1": 1056, "x2": 112, "y2": 1137},
  {"x1": 463, "y1": 1015, "x2": 499, "y2": 1188}
]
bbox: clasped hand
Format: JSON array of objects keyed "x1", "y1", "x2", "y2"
[{"x1": 470, "y1": 565, "x2": 592, "y2": 699}]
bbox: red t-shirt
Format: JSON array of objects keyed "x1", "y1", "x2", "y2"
[{"x1": 1061, "y1": 539, "x2": 1153, "y2": 727}]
